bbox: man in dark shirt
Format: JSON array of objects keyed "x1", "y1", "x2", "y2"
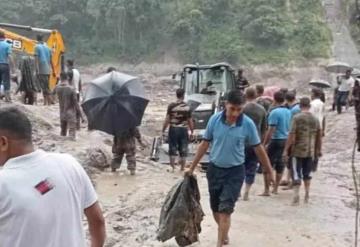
[
  {"x1": 255, "y1": 85, "x2": 272, "y2": 112},
  {"x1": 53, "y1": 73, "x2": 83, "y2": 140},
  {"x1": 243, "y1": 87, "x2": 267, "y2": 200},
  {"x1": 162, "y1": 88, "x2": 194, "y2": 171},
  {"x1": 235, "y1": 69, "x2": 249, "y2": 91}
]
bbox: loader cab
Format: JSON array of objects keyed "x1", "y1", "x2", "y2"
[{"x1": 180, "y1": 63, "x2": 236, "y2": 96}]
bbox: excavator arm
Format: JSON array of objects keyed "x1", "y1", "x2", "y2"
[{"x1": 0, "y1": 23, "x2": 66, "y2": 90}]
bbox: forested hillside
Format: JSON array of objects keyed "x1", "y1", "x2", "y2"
[{"x1": 0, "y1": 0, "x2": 332, "y2": 64}]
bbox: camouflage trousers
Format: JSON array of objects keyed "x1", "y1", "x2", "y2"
[{"x1": 112, "y1": 145, "x2": 136, "y2": 171}]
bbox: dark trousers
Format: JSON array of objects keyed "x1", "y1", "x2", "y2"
[
  {"x1": 244, "y1": 147, "x2": 258, "y2": 185},
  {"x1": 0, "y1": 64, "x2": 10, "y2": 91},
  {"x1": 336, "y1": 91, "x2": 349, "y2": 114}
]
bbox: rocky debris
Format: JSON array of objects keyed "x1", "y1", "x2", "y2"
[{"x1": 84, "y1": 146, "x2": 112, "y2": 170}]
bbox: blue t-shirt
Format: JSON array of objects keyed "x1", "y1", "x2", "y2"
[
  {"x1": 289, "y1": 104, "x2": 301, "y2": 117},
  {"x1": 0, "y1": 39, "x2": 11, "y2": 64},
  {"x1": 203, "y1": 111, "x2": 261, "y2": 168},
  {"x1": 268, "y1": 106, "x2": 291, "y2": 140},
  {"x1": 35, "y1": 43, "x2": 51, "y2": 75}
]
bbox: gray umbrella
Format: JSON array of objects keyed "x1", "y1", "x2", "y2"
[
  {"x1": 82, "y1": 71, "x2": 149, "y2": 136},
  {"x1": 309, "y1": 79, "x2": 332, "y2": 89},
  {"x1": 326, "y1": 62, "x2": 353, "y2": 74}
]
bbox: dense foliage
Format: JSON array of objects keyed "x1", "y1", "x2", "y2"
[{"x1": 0, "y1": 0, "x2": 332, "y2": 64}]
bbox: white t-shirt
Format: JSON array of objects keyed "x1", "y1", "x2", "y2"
[
  {"x1": 339, "y1": 77, "x2": 355, "y2": 92},
  {"x1": 0, "y1": 150, "x2": 98, "y2": 247},
  {"x1": 310, "y1": 99, "x2": 325, "y2": 128},
  {"x1": 72, "y1": 69, "x2": 81, "y2": 94}
]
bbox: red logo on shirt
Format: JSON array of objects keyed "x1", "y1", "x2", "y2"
[{"x1": 35, "y1": 179, "x2": 54, "y2": 195}]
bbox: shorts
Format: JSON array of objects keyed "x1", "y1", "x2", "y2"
[
  {"x1": 244, "y1": 147, "x2": 258, "y2": 185},
  {"x1": 207, "y1": 163, "x2": 245, "y2": 214},
  {"x1": 38, "y1": 74, "x2": 50, "y2": 95},
  {"x1": 168, "y1": 126, "x2": 189, "y2": 157},
  {"x1": 267, "y1": 139, "x2": 286, "y2": 174},
  {"x1": 291, "y1": 157, "x2": 313, "y2": 186}
]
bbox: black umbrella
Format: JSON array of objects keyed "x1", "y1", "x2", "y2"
[{"x1": 82, "y1": 71, "x2": 149, "y2": 136}]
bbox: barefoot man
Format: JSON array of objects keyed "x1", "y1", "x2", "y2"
[
  {"x1": 185, "y1": 90, "x2": 273, "y2": 247},
  {"x1": 263, "y1": 91, "x2": 291, "y2": 194},
  {"x1": 283, "y1": 97, "x2": 322, "y2": 205}
]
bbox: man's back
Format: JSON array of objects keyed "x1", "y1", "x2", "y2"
[
  {"x1": 243, "y1": 102, "x2": 267, "y2": 137},
  {"x1": 0, "y1": 40, "x2": 11, "y2": 64},
  {"x1": 268, "y1": 106, "x2": 291, "y2": 139},
  {"x1": 167, "y1": 101, "x2": 191, "y2": 128},
  {"x1": 56, "y1": 83, "x2": 78, "y2": 121},
  {"x1": 310, "y1": 99, "x2": 325, "y2": 126},
  {"x1": 0, "y1": 150, "x2": 97, "y2": 247},
  {"x1": 35, "y1": 43, "x2": 51, "y2": 75},
  {"x1": 291, "y1": 113, "x2": 320, "y2": 158}
]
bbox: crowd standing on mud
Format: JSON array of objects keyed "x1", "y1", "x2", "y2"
[{"x1": 0, "y1": 27, "x2": 359, "y2": 247}]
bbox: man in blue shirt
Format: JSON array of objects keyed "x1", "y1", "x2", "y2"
[
  {"x1": 186, "y1": 90, "x2": 273, "y2": 247},
  {"x1": 35, "y1": 35, "x2": 55, "y2": 105},
  {"x1": 264, "y1": 91, "x2": 291, "y2": 195},
  {"x1": 0, "y1": 31, "x2": 14, "y2": 102}
]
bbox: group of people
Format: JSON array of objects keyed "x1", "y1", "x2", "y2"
[{"x1": 161, "y1": 73, "x2": 326, "y2": 246}]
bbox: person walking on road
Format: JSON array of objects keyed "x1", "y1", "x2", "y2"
[
  {"x1": 283, "y1": 97, "x2": 322, "y2": 205},
  {"x1": 35, "y1": 35, "x2": 56, "y2": 105},
  {"x1": 242, "y1": 87, "x2": 267, "y2": 201},
  {"x1": 53, "y1": 73, "x2": 83, "y2": 140},
  {"x1": 263, "y1": 91, "x2": 291, "y2": 195},
  {"x1": 336, "y1": 69, "x2": 354, "y2": 114},
  {"x1": 111, "y1": 127, "x2": 145, "y2": 175},
  {"x1": 67, "y1": 59, "x2": 82, "y2": 129},
  {"x1": 0, "y1": 31, "x2": 14, "y2": 102},
  {"x1": 0, "y1": 107, "x2": 106, "y2": 247},
  {"x1": 185, "y1": 90, "x2": 273, "y2": 247},
  {"x1": 310, "y1": 88, "x2": 326, "y2": 171},
  {"x1": 162, "y1": 88, "x2": 194, "y2": 171}
]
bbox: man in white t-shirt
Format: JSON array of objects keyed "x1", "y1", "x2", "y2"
[
  {"x1": 310, "y1": 88, "x2": 325, "y2": 172},
  {"x1": 0, "y1": 107, "x2": 106, "y2": 247},
  {"x1": 336, "y1": 69, "x2": 355, "y2": 114},
  {"x1": 67, "y1": 59, "x2": 82, "y2": 129},
  {"x1": 67, "y1": 59, "x2": 82, "y2": 101}
]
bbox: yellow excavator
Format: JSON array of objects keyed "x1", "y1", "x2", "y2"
[{"x1": 0, "y1": 23, "x2": 66, "y2": 90}]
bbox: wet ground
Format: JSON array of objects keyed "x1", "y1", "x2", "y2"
[{"x1": 93, "y1": 103, "x2": 358, "y2": 247}]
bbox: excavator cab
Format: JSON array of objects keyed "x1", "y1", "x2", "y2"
[{"x1": 0, "y1": 23, "x2": 66, "y2": 90}]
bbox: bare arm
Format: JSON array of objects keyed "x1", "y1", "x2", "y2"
[
  {"x1": 84, "y1": 202, "x2": 106, "y2": 247},
  {"x1": 79, "y1": 78, "x2": 82, "y2": 93},
  {"x1": 188, "y1": 117, "x2": 194, "y2": 134},
  {"x1": 263, "y1": 126, "x2": 275, "y2": 145},
  {"x1": 322, "y1": 117, "x2": 326, "y2": 136},
  {"x1": 187, "y1": 141, "x2": 210, "y2": 173},
  {"x1": 162, "y1": 115, "x2": 170, "y2": 133},
  {"x1": 254, "y1": 144, "x2": 272, "y2": 174},
  {"x1": 282, "y1": 133, "x2": 295, "y2": 157}
]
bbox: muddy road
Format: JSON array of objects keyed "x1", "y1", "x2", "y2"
[
  {"x1": 8, "y1": 66, "x2": 357, "y2": 247},
  {"x1": 92, "y1": 101, "x2": 357, "y2": 247}
]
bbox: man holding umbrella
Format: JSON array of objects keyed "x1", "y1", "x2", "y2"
[{"x1": 81, "y1": 71, "x2": 150, "y2": 174}]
